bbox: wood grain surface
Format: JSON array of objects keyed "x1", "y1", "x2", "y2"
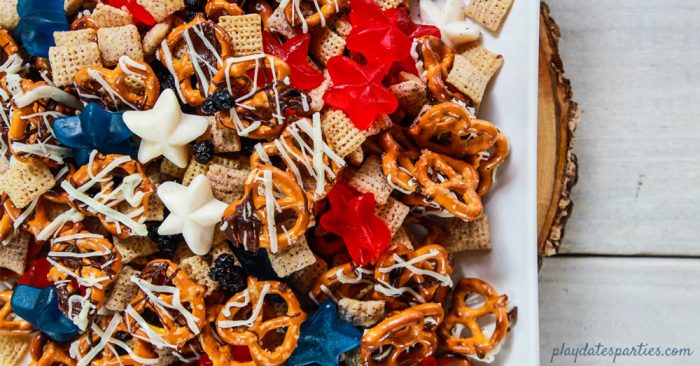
[
  {"x1": 546, "y1": 0, "x2": 700, "y2": 256},
  {"x1": 540, "y1": 257, "x2": 700, "y2": 365},
  {"x1": 539, "y1": 1, "x2": 700, "y2": 365}
]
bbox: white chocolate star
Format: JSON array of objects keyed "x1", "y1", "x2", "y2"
[
  {"x1": 420, "y1": 0, "x2": 480, "y2": 46},
  {"x1": 123, "y1": 89, "x2": 208, "y2": 168},
  {"x1": 157, "y1": 174, "x2": 228, "y2": 255}
]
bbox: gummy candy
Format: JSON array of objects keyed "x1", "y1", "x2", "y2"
[
  {"x1": 53, "y1": 103, "x2": 134, "y2": 166},
  {"x1": 323, "y1": 56, "x2": 397, "y2": 130},
  {"x1": 14, "y1": 0, "x2": 69, "y2": 58},
  {"x1": 263, "y1": 32, "x2": 324, "y2": 91},
  {"x1": 346, "y1": 0, "x2": 412, "y2": 65},
  {"x1": 107, "y1": 0, "x2": 157, "y2": 26},
  {"x1": 17, "y1": 258, "x2": 52, "y2": 288},
  {"x1": 288, "y1": 301, "x2": 361, "y2": 366},
  {"x1": 319, "y1": 183, "x2": 392, "y2": 265},
  {"x1": 11, "y1": 285, "x2": 80, "y2": 342}
]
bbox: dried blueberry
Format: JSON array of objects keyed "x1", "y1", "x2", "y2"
[
  {"x1": 209, "y1": 254, "x2": 248, "y2": 293},
  {"x1": 200, "y1": 89, "x2": 235, "y2": 115},
  {"x1": 150, "y1": 62, "x2": 176, "y2": 92},
  {"x1": 193, "y1": 140, "x2": 214, "y2": 164},
  {"x1": 239, "y1": 137, "x2": 257, "y2": 156},
  {"x1": 184, "y1": 10, "x2": 199, "y2": 22},
  {"x1": 150, "y1": 62, "x2": 195, "y2": 112},
  {"x1": 232, "y1": 247, "x2": 285, "y2": 282},
  {"x1": 147, "y1": 222, "x2": 183, "y2": 257},
  {"x1": 184, "y1": 0, "x2": 206, "y2": 11}
]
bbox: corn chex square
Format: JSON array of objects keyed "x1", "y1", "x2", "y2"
[{"x1": 219, "y1": 14, "x2": 264, "y2": 56}]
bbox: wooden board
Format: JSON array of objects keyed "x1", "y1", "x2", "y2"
[
  {"x1": 537, "y1": 2, "x2": 579, "y2": 258},
  {"x1": 540, "y1": 256, "x2": 700, "y2": 365},
  {"x1": 545, "y1": 0, "x2": 700, "y2": 256}
]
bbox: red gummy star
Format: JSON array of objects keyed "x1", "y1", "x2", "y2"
[
  {"x1": 107, "y1": 0, "x2": 156, "y2": 26},
  {"x1": 319, "y1": 184, "x2": 391, "y2": 266},
  {"x1": 392, "y1": 8, "x2": 442, "y2": 75},
  {"x1": 395, "y1": 7, "x2": 441, "y2": 40},
  {"x1": 17, "y1": 258, "x2": 52, "y2": 288},
  {"x1": 346, "y1": 0, "x2": 412, "y2": 64},
  {"x1": 263, "y1": 32, "x2": 324, "y2": 91},
  {"x1": 323, "y1": 56, "x2": 398, "y2": 130}
]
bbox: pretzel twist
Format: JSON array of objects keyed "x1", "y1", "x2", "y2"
[
  {"x1": 361, "y1": 303, "x2": 444, "y2": 366},
  {"x1": 70, "y1": 14, "x2": 98, "y2": 30},
  {"x1": 74, "y1": 59, "x2": 160, "y2": 111},
  {"x1": 125, "y1": 260, "x2": 207, "y2": 347},
  {"x1": 212, "y1": 55, "x2": 292, "y2": 139},
  {"x1": 0, "y1": 194, "x2": 18, "y2": 242},
  {"x1": 250, "y1": 118, "x2": 343, "y2": 198},
  {"x1": 284, "y1": 0, "x2": 347, "y2": 31},
  {"x1": 402, "y1": 216, "x2": 447, "y2": 248},
  {"x1": 379, "y1": 127, "x2": 421, "y2": 194},
  {"x1": 200, "y1": 305, "x2": 253, "y2": 366},
  {"x1": 216, "y1": 277, "x2": 306, "y2": 366},
  {"x1": 416, "y1": 36, "x2": 463, "y2": 103},
  {"x1": 73, "y1": 315, "x2": 157, "y2": 366},
  {"x1": 0, "y1": 290, "x2": 32, "y2": 334},
  {"x1": 222, "y1": 165, "x2": 310, "y2": 253},
  {"x1": 310, "y1": 262, "x2": 376, "y2": 304},
  {"x1": 1, "y1": 167, "x2": 76, "y2": 242},
  {"x1": 8, "y1": 79, "x2": 74, "y2": 168},
  {"x1": 373, "y1": 244, "x2": 453, "y2": 309},
  {"x1": 29, "y1": 333, "x2": 76, "y2": 366},
  {"x1": 471, "y1": 131, "x2": 509, "y2": 196},
  {"x1": 159, "y1": 14, "x2": 233, "y2": 107},
  {"x1": 413, "y1": 150, "x2": 482, "y2": 221},
  {"x1": 23, "y1": 188, "x2": 75, "y2": 241},
  {"x1": 47, "y1": 227, "x2": 123, "y2": 324},
  {"x1": 247, "y1": 0, "x2": 274, "y2": 30},
  {"x1": 65, "y1": 153, "x2": 155, "y2": 238},
  {"x1": 0, "y1": 29, "x2": 19, "y2": 61},
  {"x1": 205, "y1": 0, "x2": 244, "y2": 20},
  {"x1": 438, "y1": 278, "x2": 510, "y2": 359},
  {"x1": 409, "y1": 102, "x2": 499, "y2": 158}
]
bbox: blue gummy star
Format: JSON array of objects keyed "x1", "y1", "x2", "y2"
[
  {"x1": 14, "y1": 0, "x2": 69, "y2": 57},
  {"x1": 54, "y1": 103, "x2": 134, "y2": 166},
  {"x1": 288, "y1": 300, "x2": 362, "y2": 366},
  {"x1": 11, "y1": 285, "x2": 80, "y2": 342}
]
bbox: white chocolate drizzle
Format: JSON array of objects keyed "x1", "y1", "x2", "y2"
[
  {"x1": 217, "y1": 284, "x2": 270, "y2": 328},
  {"x1": 130, "y1": 275, "x2": 201, "y2": 335},
  {"x1": 378, "y1": 249, "x2": 453, "y2": 287}
]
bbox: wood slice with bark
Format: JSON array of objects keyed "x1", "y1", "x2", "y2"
[{"x1": 537, "y1": 2, "x2": 579, "y2": 261}]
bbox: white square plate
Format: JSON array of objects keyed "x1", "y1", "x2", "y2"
[
  {"x1": 16, "y1": 1, "x2": 540, "y2": 364},
  {"x1": 450, "y1": 0, "x2": 540, "y2": 365}
]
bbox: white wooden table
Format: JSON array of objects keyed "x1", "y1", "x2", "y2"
[{"x1": 539, "y1": 1, "x2": 700, "y2": 365}]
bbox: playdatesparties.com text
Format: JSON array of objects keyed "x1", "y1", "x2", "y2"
[{"x1": 549, "y1": 342, "x2": 694, "y2": 363}]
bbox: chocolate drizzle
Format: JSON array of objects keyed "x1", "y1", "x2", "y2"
[
  {"x1": 278, "y1": 88, "x2": 312, "y2": 116},
  {"x1": 224, "y1": 194, "x2": 263, "y2": 252},
  {"x1": 184, "y1": 21, "x2": 221, "y2": 94}
]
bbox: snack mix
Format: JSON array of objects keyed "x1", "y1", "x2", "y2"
[{"x1": 0, "y1": 0, "x2": 517, "y2": 364}]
